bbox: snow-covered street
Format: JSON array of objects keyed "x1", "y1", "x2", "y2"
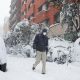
[
  {"x1": 0, "y1": 0, "x2": 79, "y2": 80},
  {"x1": 0, "y1": 55, "x2": 80, "y2": 80}
]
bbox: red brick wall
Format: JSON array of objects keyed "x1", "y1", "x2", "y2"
[
  {"x1": 34, "y1": 0, "x2": 46, "y2": 15},
  {"x1": 27, "y1": 0, "x2": 32, "y2": 7},
  {"x1": 21, "y1": 0, "x2": 79, "y2": 25},
  {"x1": 21, "y1": 0, "x2": 60, "y2": 25},
  {"x1": 47, "y1": 6, "x2": 60, "y2": 24},
  {"x1": 26, "y1": 4, "x2": 35, "y2": 19},
  {"x1": 33, "y1": 11, "x2": 47, "y2": 23}
]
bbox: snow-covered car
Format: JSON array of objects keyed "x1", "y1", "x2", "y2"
[{"x1": 48, "y1": 37, "x2": 73, "y2": 63}]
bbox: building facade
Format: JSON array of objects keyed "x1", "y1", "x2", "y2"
[
  {"x1": 10, "y1": 0, "x2": 79, "y2": 32},
  {"x1": 9, "y1": 0, "x2": 21, "y2": 30},
  {"x1": 21, "y1": 0, "x2": 62, "y2": 26}
]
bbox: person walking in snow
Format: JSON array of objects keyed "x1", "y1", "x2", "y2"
[
  {"x1": 32, "y1": 29, "x2": 48, "y2": 74},
  {"x1": 0, "y1": 37, "x2": 7, "y2": 72}
]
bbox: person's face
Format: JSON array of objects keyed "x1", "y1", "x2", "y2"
[{"x1": 43, "y1": 32, "x2": 47, "y2": 35}]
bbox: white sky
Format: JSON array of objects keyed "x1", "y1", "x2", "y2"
[{"x1": 0, "y1": 0, "x2": 11, "y2": 27}]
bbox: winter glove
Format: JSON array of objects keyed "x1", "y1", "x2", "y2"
[
  {"x1": 46, "y1": 47, "x2": 48, "y2": 53},
  {"x1": 33, "y1": 49, "x2": 36, "y2": 53},
  {"x1": 33, "y1": 43, "x2": 36, "y2": 49}
]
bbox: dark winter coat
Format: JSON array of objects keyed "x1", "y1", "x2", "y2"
[{"x1": 33, "y1": 33, "x2": 48, "y2": 52}]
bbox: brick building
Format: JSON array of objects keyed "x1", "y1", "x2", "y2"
[
  {"x1": 21, "y1": 0, "x2": 62, "y2": 26},
  {"x1": 48, "y1": 0, "x2": 80, "y2": 38},
  {"x1": 10, "y1": 0, "x2": 79, "y2": 30},
  {"x1": 9, "y1": 0, "x2": 21, "y2": 30}
]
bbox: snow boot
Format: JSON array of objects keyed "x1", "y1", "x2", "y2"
[
  {"x1": 0, "y1": 63, "x2": 7, "y2": 72},
  {"x1": 42, "y1": 72, "x2": 45, "y2": 74},
  {"x1": 32, "y1": 67, "x2": 35, "y2": 70}
]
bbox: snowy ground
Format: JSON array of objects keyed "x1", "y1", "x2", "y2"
[{"x1": 0, "y1": 55, "x2": 80, "y2": 80}]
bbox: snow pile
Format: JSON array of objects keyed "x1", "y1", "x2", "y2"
[
  {"x1": 7, "y1": 44, "x2": 36, "y2": 58},
  {"x1": 72, "y1": 38, "x2": 80, "y2": 62},
  {"x1": 0, "y1": 37, "x2": 80, "y2": 80},
  {"x1": 5, "y1": 35, "x2": 80, "y2": 63},
  {"x1": 0, "y1": 37, "x2": 7, "y2": 64},
  {"x1": 0, "y1": 56, "x2": 80, "y2": 80},
  {"x1": 22, "y1": 45, "x2": 36, "y2": 57}
]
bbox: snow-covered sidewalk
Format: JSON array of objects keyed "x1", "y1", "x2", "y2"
[{"x1": 0, "y1": 55, "x2": 80, "y2": 80}]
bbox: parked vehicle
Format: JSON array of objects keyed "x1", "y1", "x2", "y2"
[{"x1": 47, "y1": 37, "x2": 73, "y2": 64}]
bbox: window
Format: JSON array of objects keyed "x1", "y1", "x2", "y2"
[
  {"x1": 39, "y1": 4, "x2": 48, "y2": 12},
  {"x1": 55, "y1": 12, "x2": 60, "y2": 23},
  {"x1": 42, "y1": 4, "x2": 48, "y2": 11},
  {"x1": 32, "y1": 0, "x2": 34, "y2": 3},
  {"x1": 24, "y1": 11, "x2": 26, "y2": 15},
  {"x1": 30, "y1": 13, "x2": 34, "y2": 20},
  {"x1": 32, "y1": 13, "x2": 34, "y2": 17},
  {"x1": 38, "y1": 6, "x2": 42, "y2": 12},
  {"x1": 28, "y1": 2, "x2": 33, "y2": 11},
  {"x1": 21, "y1": 12, "x2": 24, "y2": 16},
  {"x1": 21, "y1": 0, "x2": 26, "y2": 6},
  {"x1": 21, "y1": 11, "x2": 26, "y2": 16},
  {"x1": 25, "y1": 7, "x2": 28, "y2": 13},
  {"x1": 28, "y1": 4, "x2": 30, "y2": 11},
  {"x1": 30, "y1": 3, "x2": 33, "y2": 7},
  {"x1": 42, "y1": 19, "x2": 50, "y2": 26},
  {"x1": 25, "y1": 0, "x2": 27, "y2": 2},
  {"x1": 24, "y1": 1, "x2": 26, "y2": 4},
  {"x1": 47, "y1": 0, "x2": 53, "y2": 2},
  {"x1": 22, "y1": 1, "x2": 24, "y2": 6},
  {"x1": 28, "y1": 17, "x2": 30, "y2": 20}
]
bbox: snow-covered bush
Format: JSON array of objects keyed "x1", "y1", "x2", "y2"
[
  {"x1": 14, "y1": 19, "x2": 29, "y2": 32},
  {"x1": 22, "y1": 45, "x2": 36, "y2": 58},
  {"x1": 4, "y1": 20, "x2": 40, "y2": 57}
]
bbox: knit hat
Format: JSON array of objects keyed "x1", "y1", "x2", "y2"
[{"x1": 42, "y1": 29, "x2": 47, "y2": 32}]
